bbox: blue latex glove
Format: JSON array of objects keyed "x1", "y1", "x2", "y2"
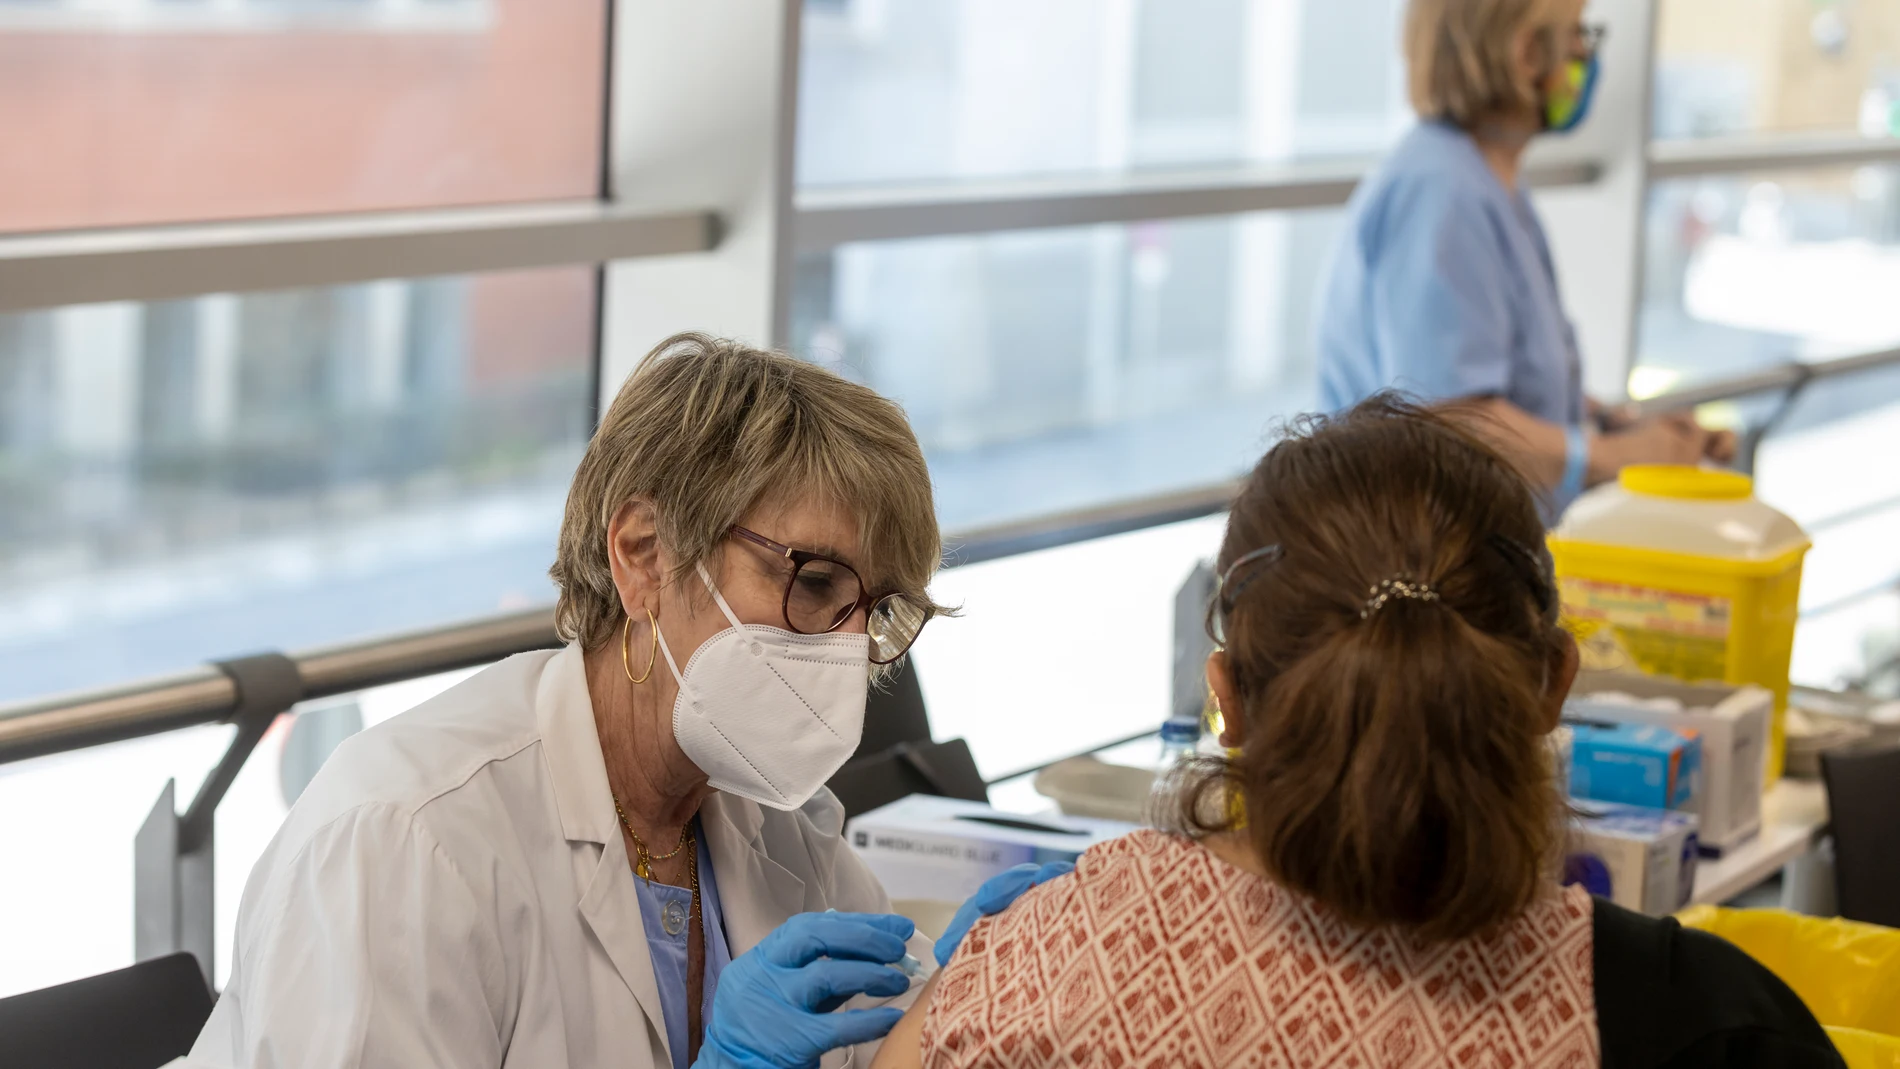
[
  {"x1": 933, "y1": 861, "x2": 1075, "y2": 968},
  {"x1": 694, "y1": 911, "x2": 914, "y2": 1069}
]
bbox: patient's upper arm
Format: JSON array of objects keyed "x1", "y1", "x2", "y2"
[{"x1": 869, "y1": 972, "x2": 936, "y2": 1069}]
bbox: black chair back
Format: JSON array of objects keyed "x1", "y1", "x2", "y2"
[
  {"x1": 854, "y1": 657, "x2": 931, "y2": 762},
  {"x1": 0, "y1": 952, "x2": 213, "y2": 1069},
  {"x1": 829, "y1": 737, "x2": 989, "y2": 819},
  {"x1": 1822, "y1": 745, "x2": 1900, "y2": 928}
]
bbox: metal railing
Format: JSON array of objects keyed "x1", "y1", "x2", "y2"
[
  {"x1": 1632, "y1": 344, "x2": 1900, "y2": 476},
  {"x1": 1646, "y1": 130, "x2": 1900, "y2": 182},
  {"x1": 2, "y1": 608, "x2": 565, "y2": 985},
  {"x1": 793, "y1": 158, "x2": 1600, "y2": 251},
  {"x1": 0, "y1": 204, "x2": 719, "y2": 314},
  {"x1": 0, "y1": 608, "x2": 561, "y2": 767}
]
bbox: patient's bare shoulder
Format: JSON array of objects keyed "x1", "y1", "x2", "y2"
[{"x1": 869, "y1": 973, "x2": 936, "y2": 1069}]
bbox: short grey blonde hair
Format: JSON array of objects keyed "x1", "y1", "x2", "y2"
[
  {"x1": 551, "y1": 332, "x2": 945, "y2": 650},
  {"x1": 1405, "y1": 0, "x2": 1563, "y2": 128}
]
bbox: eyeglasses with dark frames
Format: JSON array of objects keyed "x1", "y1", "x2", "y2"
[{"x1": 728, "y1": 525, "x2": 934, "y2": 665}]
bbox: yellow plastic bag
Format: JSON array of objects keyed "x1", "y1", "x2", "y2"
[
  {"x1": 1678, "y1": 906, "x2": 1900, "y2": 1067},
  {"x1": 1827, "y1": 1028, "x2": 1900, "y2": 1069}
]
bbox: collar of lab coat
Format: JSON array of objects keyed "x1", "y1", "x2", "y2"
[{"x1": 535, "y1": 641, "x2": 809, "y2": 956}]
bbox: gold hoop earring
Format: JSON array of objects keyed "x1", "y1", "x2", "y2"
[{"x1": 623, "y1": 610, "x2": 658, "y2": 685}]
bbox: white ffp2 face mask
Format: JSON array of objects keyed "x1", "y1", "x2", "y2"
[{"x1": 656, "y1": 563, "x2": 869, "y2": 811}]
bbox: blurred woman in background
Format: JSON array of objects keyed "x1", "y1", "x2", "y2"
[
  {"x1": 1316, "y1": 0, "x2": 1733, "y2": 520},
  {"x1": 869, "y1": 397, "x2": 1837, "y2": 1069}
]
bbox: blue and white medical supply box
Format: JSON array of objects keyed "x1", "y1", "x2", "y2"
[
  {"x1": 1566, "y1": 801, "x2": 1700, "y2": 915},
  {"x1": 845, "y1": 795, "x2": 1135, "y2": 906},
  {"x1": 843, "y1": 797, "x2": 1124, "y2": 907},
  {"x1": 1568, "y1": 719, "x2": 1702, "y2": 811},
  {"x1": 1568, "y1": 669, "x2": 1770, "y2": 854}
]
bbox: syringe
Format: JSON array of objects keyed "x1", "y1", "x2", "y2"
[{"x1": 825, "y1": 909, "x2": 926, "y2": 977}]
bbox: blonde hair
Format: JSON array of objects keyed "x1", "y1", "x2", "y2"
[
  {"x1": 1405, "y1": 0, "x2": 1562, "y2": 128},
  {"x1": 551, "y1": 332, "x2": 945, "y2": 651}
]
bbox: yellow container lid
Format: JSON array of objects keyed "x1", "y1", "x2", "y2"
[
  {"x1": 1620, "y1": 465, "x2": 1754, "y2": 501},
  {"x1": 1553, "y1": 465, "x2": 1809, "y2": 565}
]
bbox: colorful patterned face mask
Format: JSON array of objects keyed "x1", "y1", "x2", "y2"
[{"x1": 1543, "y1": 53, "x2": 1601, "y2": 133}]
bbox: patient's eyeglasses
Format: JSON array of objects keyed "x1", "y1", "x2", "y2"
[
  {"x1": 1204, "y1": 544, "x2": 1283, "y2": 648},
  {"x1": 728, "y1": 526, "x2": 934, "y2": 664}
]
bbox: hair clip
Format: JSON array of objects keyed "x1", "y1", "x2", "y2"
[{"x1": 1360, "y1": 577, "x2": 1440, "y2": 619}]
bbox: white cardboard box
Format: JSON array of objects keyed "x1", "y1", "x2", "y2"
[
  {"x1": 1568, "y1": 670, "x2": 1771, "y2": 854},
  {"x1": 1570, "y1": 801, "x2": 1701, "y2": 916},
  {"x1": 845, "y1": 795, "x2": 1135, "y2": 906}
]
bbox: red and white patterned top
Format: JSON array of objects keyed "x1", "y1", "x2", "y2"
[{"x1": 922, "y1": 830, "x2": 1598, "y2": 1069}]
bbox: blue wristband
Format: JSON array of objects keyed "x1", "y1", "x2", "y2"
[{"x1": 1559, "y1": 424, "x2": 1588, "y2": 503}]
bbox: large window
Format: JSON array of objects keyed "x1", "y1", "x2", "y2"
[
  {"x1": 1655, "y1": 0, "x2": 1900, "y2": 139},
  {"x1": 790, "y1": 210, "x2": 1342, "y2": 529},
  {"x1": 0, "y1": 268, "x2": 596, "y2": 702},
  {"x1": 796, "y1": 0, "x2": 1411, "y2": 187},
  {"x1": 1636, "y1": 163, "x2": 1900, "y2": 397},
  {"x1": 1641, "y1": 0, "x2": 1900, "y2": 693},
  {"x1": 0, "y1": 0, "x2": 605, "y2": 231}
]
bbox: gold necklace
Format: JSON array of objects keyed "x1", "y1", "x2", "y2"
[
  {"x1": 614, "y1": 797, "x2": 692, "y2": 882},
  {"x1": 685, "y1": 841, "x2": 703, "y2": 1061}
]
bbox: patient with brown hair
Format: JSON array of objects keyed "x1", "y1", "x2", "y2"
[{"x1": 872, "y1": 396, "x2": 1841, "y2": 1069}]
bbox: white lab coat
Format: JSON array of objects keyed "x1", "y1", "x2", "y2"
[{"x1": 187, "y1": 643, "x2": 930, "y2": 1069}]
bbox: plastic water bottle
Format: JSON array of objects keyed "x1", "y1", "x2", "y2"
[
  {"x1": 1148, "y1": 716, "x2": 1204, "y2": 817},
  {"x1": 1156, "y1": 716, "x2": 1202, "y2": 775}
]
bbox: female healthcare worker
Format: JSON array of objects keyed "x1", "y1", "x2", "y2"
[
  {"x1": 1316, "y1": 0, "x2": 1733, "y2": 518},
  {"x1": 188, "y1": 334, "x2": 1068, "y2": 1069}
]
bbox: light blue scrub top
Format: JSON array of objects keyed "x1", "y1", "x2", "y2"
[
  {"x1": 632, "y1": 822, "x2": 733, "y2": 1069},
  {"x1": 1316, "y1": 120, "x2": 1586, "y2": 513}
]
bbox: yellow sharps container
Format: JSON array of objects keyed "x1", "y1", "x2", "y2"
[{"x1": 1549, "y1": 465, "x2": 1809, "y2": 783}]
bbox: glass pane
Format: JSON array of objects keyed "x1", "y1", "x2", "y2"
[
  {"x1": 1640, "y1": 160, "x2": 1900, "y2": 691},
  {"x1": 1655, "y1": 0, "x2": 1900, "y2": 139},
  {"x1": 1759, "y1": 392, "x2": 1900, "y2": 692},
  {"x1": 0, "y1": 266, "x2": 596, "y2": 704},
  {"x1": 0, "y1": 0, "x2": 606, "y2": 232},
  {"x1": 796, "y1": 0, "x2": 1411, "y2": 188},
  {"x1": 1635, "y1": 164, "x2": 1900, "y2": 400},
  {"x1": 910, "y1": 513, "x2": 1227, "y2": 781},
  {"x1": 790, "y1": 210, "x2": 1341, "y2": 531}
]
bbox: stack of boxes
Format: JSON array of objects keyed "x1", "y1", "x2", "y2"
[{"x1": 1563, "y1": 670, "x2": 1772, "y2": 915}]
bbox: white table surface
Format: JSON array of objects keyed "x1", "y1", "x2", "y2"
[{"x1": 1690, "y1": 778, "x2": 1830, "y2": 906}]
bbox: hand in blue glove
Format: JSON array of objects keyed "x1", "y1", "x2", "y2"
[
  {"x1": 933, "y1": 860, "x2": 1074, "y2": 968},
  {"x1": 695, "y1": 911, "x2": 914, "y2": 1069}
]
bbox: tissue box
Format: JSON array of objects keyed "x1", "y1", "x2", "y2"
[
  {"x1": 1569, "y1": 670, "x2": 1770, "y2": 854},
  {"x1": 1568, "y1": 802, "x2": 1700, "y2": 915},
  {"x1": 1567, "y1": 720, "x2": 1701, "y2": 811},
  {"x1": 846, "y1": 795, "x2": 1134, "y2": 906}
]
